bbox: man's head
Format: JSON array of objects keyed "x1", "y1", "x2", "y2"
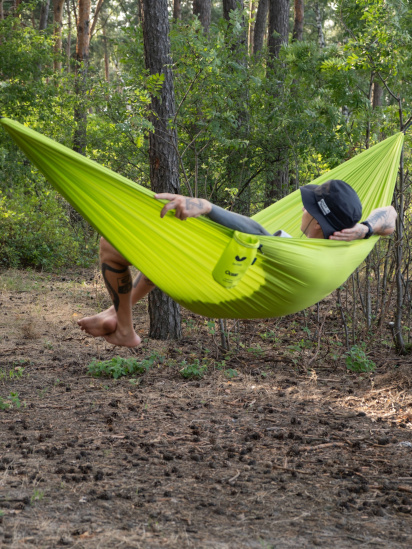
[{"x1": 300, "y1": 179, "x2": 362, "y2": 239}]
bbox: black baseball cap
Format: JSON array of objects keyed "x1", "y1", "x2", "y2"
[{"x1": 300, "y1": 179, "x2": 362, "y2": 239}]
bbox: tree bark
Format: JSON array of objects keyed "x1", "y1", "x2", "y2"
[
  {"x1": 193, "y1": 0, "x2": 211, "y2": 34},
  {"x1": 253, "y1": 0, "x2": 268, "y2": 54},
  {"x1": 39, "y1": 0, "x2": 51, "y2": 30},
  {"x1": 89, "y1": 0, "x2": 104, "y2": 41},
  {"x1": 292, "y1": 0, "x2": 303, "y2": 41},
  {"x1": 103, "y1": 24, "x2": 109, "y2": 81},
  {"x1": 53, "y1": 0, "x2": 66, "y2": 72},
  {"x1": 73, "y1": 0, "x2": 91, "y2": 155},
  {"x1": 66, "y1": 0, "x2": 72, "y2": 71},
  {"x1": 268, "y1": 0, "x2": 290, "y2": 60},
  {"x1": 141, "y1": 0, "x2": 182, "y2": 340},
  {"x1": 266, "y1": 0, "x2": 290, "y2": 204},
  {"x1": 173, "y1": 0, "x2": 181, "y2": 20},
  {"x1": 372, "y1": 81, "x2": 383, "y2": 108},
  {"x1": 314, "y1": 2, "x2": 325, "y2": 48},
  {"x1": 223, "y1": 0, "x2": 244, "y2": 20}
]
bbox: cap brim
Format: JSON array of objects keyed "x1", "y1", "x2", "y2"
[{"x1": 300, "y1": 185, "x2": 336, "y2": 239}]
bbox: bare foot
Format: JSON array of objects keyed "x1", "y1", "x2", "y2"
[
  {"x1": 103, "y1": 328, "x2": 141, "y2": 348},
  {"x1": 77, "y1": 307, "x2": 117, "y2": 337}
]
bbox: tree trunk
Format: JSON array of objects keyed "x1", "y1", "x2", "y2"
[
  {"x1": 372, "y1": 81, "x2": 383, "y2": 108},
  {"x1": 103, "y1": 24, "x2": 109, "y2": 81},
  {"x1": 66, "y1": 0, "x2": 71, "y2": 71},
  {"x1": 193, "y1": 0, "x2": 211, "y2": 34},
  {"x1": 173, "y1": 0, "x2": 181, "y2": 20},
  {"x1": 141, "y1": 0, "x2": 182, "y2": 340},
  {"x1": 53, "y1": 0, "x2": 66, "y2": 72},
  {"x1": 253, "y1": 0, "x2": 268, "y2": 54},
  {"x1": 292, "y1": 0, "x2": 303, "y2": 41},
  {"x1": 89, "y1": 0, "x2": 104, "y2": 42},
  {"x1": 248, "y1": 0, "x2": 255, "y2": 54},
  {"x1": 223, "y1": 0, "x2": 244, "y2": 21},
  {"x1": 314, "y1": 2, "x2": 325, "y2": 48},
  {"x1": 0, "y1": 0, "x2": 3, "y2": 20},
  {"x1": 268, "y1": 0, "x2": 290, "y2": 60},
  {"x1": 39, "y1": 0, "x2": 51, "y2": 30},
  {"x1": 265, "y1": 0, "x2": 290, "y2": 205},
  {"x1": 73, "y1": 0, "x2": 91, "y2": 156},
  {"x1": 264, "y1": 161, "x2": 289, "y2": 206}
]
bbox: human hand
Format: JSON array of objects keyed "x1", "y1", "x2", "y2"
[
  {"x1": 329, "y1": 223, "x2": 368, "y2": 241},
  {"x1": 155, "y1": 193, "x2": 212, "y2": 220}
]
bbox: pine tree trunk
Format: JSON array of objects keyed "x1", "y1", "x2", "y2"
[
  {"x1": 223, "y1": 0, "x2": 243, "y2": 21},
  {"x1": 253, "y1": 0, "x2": 268, "y2": 54},
  {"x1": 314, "y1": 2, "x2": 325, "y2": 48},
  {"x1": 103, "y1": 25, "x2": 109, "y2": 81},
  {"x1": 266, "y1": 0, "x2": 290, "y2": 204},
  {"x1": 39, "y1": 0, "x2": 51, "y2": 30},
  {"x1": 292, "y1": 0, "x2": 303, "y2": 41},
  {"x1": 372, "y1": 82, "x2": 383, "y2": 108},
  {"x1": 173, "y1": 0, "x2": 181, "y2": 20},
  {"x1": 53, "y1": 0, "x2": 65, "y2": 71},
  {"x1": 193, "y1": 0, "x2": 211, "y2": 34},
  {"x1": 268, "y1": 0, "x2": 289, "y2": 60},
  {"x1": 141, "y1": 0, "x2": 182, "y2": 340},
  {"x1": 73, "y1": 0, "x2": 91, "y2": 156},
  {"x1": 66, "y1": 0, "x2": 71, "y2": 71}
]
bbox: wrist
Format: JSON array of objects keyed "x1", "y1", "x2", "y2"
[
  {"x1": 203, "y1": 200, "x2": 212, "y2": 215},
  {"x1": 361, "y1": 221, "x2": 373, "y2": 239}
]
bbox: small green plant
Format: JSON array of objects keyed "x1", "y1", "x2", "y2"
[
  {"x1": 180, "y1": 359, "x2": 207, "y2": 379},
  {"x1": 38, "y1": 388, "x2": 48, "y2": 398},
  {"x1": 247, "y1": 344, "x2": 265, "y2": 358},
  {"x1": 259, "y1": 330, "x2": 279, "y2": 344},
  {"x1": 214, "y1": 359, "x2": 226, "y2": 371},
  {"x1": 183, "y1": 318, "x2": 196, "y2": 331},
  {"x1": 88, "y1": 353, "x2": 162, "y2": 379},
  {"x1": 345, "y1": 344, "x2": 376, "y2": 373},
  {"x1": 224, "y1": 368, "x2": 239, "y2": 379},
  {"x1": 206, "y1": 321, "x2": 216, "y2": 335},
  {"x1": 0, "y1": 392, "x2": 24, "y2": 410},
  {"x1": 0, "y1": 366, "x2": 25, "y2": 381},
  {"x1": 30, "y1": 489, "x2": 44, "y2": 504}
]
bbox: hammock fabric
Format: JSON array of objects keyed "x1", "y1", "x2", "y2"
[{"x1": 0, "y1": 118, "x2": 404, "y2": 319}]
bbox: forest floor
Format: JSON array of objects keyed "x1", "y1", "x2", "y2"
[{"x1": 0, "y1": 268, "x2": 412, "y2": 549}]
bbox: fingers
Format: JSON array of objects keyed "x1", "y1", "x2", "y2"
[
  {"x1": 155, "y1": 193, "x2": 187, "y2": 220},
  {"x1": 329, "y1": 229, "x2": 357, "y2": 241},
  {"x1": 155, "y1": 193, "x2": 177, "y2": 201}
]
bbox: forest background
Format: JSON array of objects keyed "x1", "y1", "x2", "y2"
[{"x1": 1, "y1": 0, "x2": 412, "y2": 355}]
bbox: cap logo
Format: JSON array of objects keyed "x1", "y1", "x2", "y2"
[{"x1": 317, "y1": 198, "x2": 331, "y2": 216}]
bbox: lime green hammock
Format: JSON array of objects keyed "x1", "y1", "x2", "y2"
[{"x1": 0, "y1": 118, "x2": 403, "y2": 319}]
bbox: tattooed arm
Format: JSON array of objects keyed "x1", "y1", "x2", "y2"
[
  {"x1": 156, "y1": 193, "x2": 272, "y2": 236},
  {"x1": 329, "y1": 206, "x2": 397, "y2": 241},
  {"x1": 156, "y1": 193, "x2": 212, "y2": 220}
]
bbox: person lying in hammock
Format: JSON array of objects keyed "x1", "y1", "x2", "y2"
[{"x1": 78, "y1": 179, "x2": 397, "y2": 347}]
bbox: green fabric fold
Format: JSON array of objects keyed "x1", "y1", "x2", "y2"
[{"x1": 0, "y1": 118, "x2": 404, "y2": 318}]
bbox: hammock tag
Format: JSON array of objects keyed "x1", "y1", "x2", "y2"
[{"x1": 213, "y1": 231, "x2": 260, "y2": 289}]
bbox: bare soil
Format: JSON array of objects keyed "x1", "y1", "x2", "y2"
[{"x1": 0, "y1": 268, "x2": 411, "y2": 548}]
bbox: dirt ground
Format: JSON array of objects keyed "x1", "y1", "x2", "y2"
[{"x1": 0, "y1": 268, "x2": 412, "y2": 548}]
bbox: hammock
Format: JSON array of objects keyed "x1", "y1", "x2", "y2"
[{"x1": 0, "y1": 118, "x2": 404, "y2": 319}]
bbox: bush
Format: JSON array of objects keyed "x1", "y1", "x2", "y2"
[
  {"x1": 87, "y1": 354, "x2": 162, "y2": 379},
  {"x1": 0, "y1": 188, "x2": 98, "y2": 271},
  {"x1": 345, "y1": 344, "x2": 376, "y2": 373}
]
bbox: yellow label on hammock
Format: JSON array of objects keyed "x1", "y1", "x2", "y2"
[{"x1": 213, "y1": 231, "x2": 260, "y2": 289}]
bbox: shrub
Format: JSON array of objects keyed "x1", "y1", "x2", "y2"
[
  {"x1": 0, "y1": 188, "x2": 97, "y2": 271},
  {"x1": 88, "y1": 354, "x2": 162, "y2": 379},
  {"x1": 345, "y1": 344, "x2": 376, "y2": 373}
]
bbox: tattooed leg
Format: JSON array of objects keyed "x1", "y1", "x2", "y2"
[{"x1": 77, "y1": 238, "x2": 154, "y2": 346}]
